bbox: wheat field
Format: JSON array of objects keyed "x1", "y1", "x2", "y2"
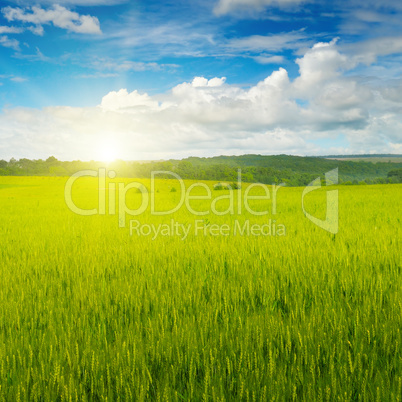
[{"x1": 0, "y1": 176, "x2": 401, "y2": 401}]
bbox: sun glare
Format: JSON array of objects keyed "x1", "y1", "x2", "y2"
[{"x1": 98, "y1": 139, "x2": 119, "y2": 163}]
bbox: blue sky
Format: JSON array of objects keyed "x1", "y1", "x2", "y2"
[{"x1": 1, "y1": 0, "x2": 402, "y2": 160}]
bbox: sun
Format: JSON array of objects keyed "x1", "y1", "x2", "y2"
[{"x1": 97, "y1": 139, "x2": 119, "y2": 162}]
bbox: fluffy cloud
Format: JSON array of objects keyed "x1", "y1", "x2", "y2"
[
  {"x1": 100, "y1": 89, "x2": 159, "y2": 111},
  {"x1": 0, "y1": 39, "x2": 401, "y2": 161},
  {"x1": 214, "y1": 0, "x2": 306, "y2": 15},
  {"x1": 294, "y1": 39, "x2": 350, "y2": 94},
  {"x1": 2, "y1": 5, "x2": 102, "y2": 35},
  {"x1": 191, "y1": 77, "x2": 227, "y2": 87}
]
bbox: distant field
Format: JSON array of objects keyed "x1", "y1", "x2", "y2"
[
  {"x1": 326, "y1": 156, "x2": 402, "y2": 163},
  {"x1": 0, "y1": 176, "x2": 401, "y2": 400}
]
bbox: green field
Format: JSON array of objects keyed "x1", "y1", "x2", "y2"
[{"x1": 0, "y1": 176, "x2": 401, "y2": 401}]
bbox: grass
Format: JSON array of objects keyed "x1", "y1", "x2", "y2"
[{"x1": 0, "y1": 175, "x2": 401, "y2": 401}]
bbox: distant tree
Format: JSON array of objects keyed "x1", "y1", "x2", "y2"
[
  {"x1": 154, "y1": 161, "x2": 173, "y2": 172},
  {"x1": 387, "y1": 168, "x2": 402, "y2": 183},
  {"x1": 46, "y1": 156, "x2": 58, "y2": 164},
  {"x1": 176, "y1": 161, "x2": 194, "y2": 178}
]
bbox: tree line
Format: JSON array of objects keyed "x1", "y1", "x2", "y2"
[{"x1": 1, "y1": 155, "x2": 401, "y2": 186}]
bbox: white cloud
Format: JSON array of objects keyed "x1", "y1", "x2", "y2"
[
  {"x1": 90, "y1": 59, "x2": 179, "y2": 73},
  {"x1": 100, "y1": 89, "x2": 159, "y2": 111},
  {"x1": 0, "y1": 39, "x2": 401, "y2": 160},
  {"x1": 104, "y1": 16, "x2": 308, "y2": 62},
  {"x1": 342, "y1": 36, "x2": 402, "y2": 65},
  {"x1": 10, "y1": 76, "x2": 28, "y2": 82},
  {"x1": 0, "y1": 35, "x2": 19, "y2": 50},
  {"x1": 191, "y1": 77, "x2": 227, "y2": 87},
  {"x1": 102, "y1": 11, "x2": 219, "y2": 59},
  {"x1": 214, "y1": 0, "x2": 306, "y2": 15},
  {"x1": 2, "y1": 5, "x2": 102, "y2": 35},
  {"x1": 227, "y1": 30, "x2": 308, "y2": 52},
  {"x1": 28, "y1": 25, "x2": 45, "y2": 36},
  {"x1": 380, "y1": 79, "x2": 402, "y2": 104},
  {"x1": 13, "y1": 47, "x2": 51, "y2": 62},
  {"x1": 339, "y1": 2, "x2": 402, "y2": 36},
  {"x1": 0, "y1": 25, "x2": 23, "y2": 34},
  {"x1": 294, "y1": 39, "x2": 350, "y2": 94},
  {"x1": 253, "y1": 55, "x2": 285, "y2": 64}
]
